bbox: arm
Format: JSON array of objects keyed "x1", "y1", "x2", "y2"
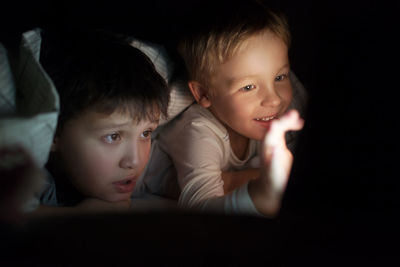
[
  {"x1": 161, "y1": 121, "x2": 230, "y2": 210},
  {"x1": 221, "y1": 168, "x2": 259, "y2": 195},
  {"x1": 0, "y1": 146, "x2": 45, "y2": 222},
  {"x1": 248, "y1": 109, "x2": 304, "y2": 216},
  {"x1": 161, "y1": 107, "x2": 302, "y2": 216},
  {"x1": 163, "y1": 119, "x2": 259, "y2": 214}
]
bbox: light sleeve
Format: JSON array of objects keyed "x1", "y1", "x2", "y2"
[{"x1": 161, "y1": 120, "x2": 261, "y2": 216}]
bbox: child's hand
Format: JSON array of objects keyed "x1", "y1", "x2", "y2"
[
  {"x1": 262, "y1": 109, "x2": 304, "y2": 193},
  {"x1": 0, "y1": 146, "x2": 45, "y2": 223},
  {"x1": 249, "y1": 109, "x2": 304, "y2": 216}
]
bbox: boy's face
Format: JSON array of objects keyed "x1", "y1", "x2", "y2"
[
  {"x1": 207, "y1": 30, "x2": 292, "y2": 141},
  {"x1": 53, "y1": 109, "x2": 159, "y2": 202}
]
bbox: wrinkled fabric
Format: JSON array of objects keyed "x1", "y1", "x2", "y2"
[{"x1": 0, "y1": 28, "x2": 59, "y2": 212}]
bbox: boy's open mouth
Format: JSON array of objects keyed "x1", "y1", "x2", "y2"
[
  {"x1": 254, "y1": 115, "x2": 276, "y2": 121},
  {"x1": 113, "y1": 177, "x2": 137, "y2": 193}
]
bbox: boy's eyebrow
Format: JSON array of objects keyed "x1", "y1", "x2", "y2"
[
  {"x1": 227, "y1": 63, "x2": 290, "y2": 86},
  {"x1": 92, "y1": 118, "x2": 160, "y2": 130},
  {"x1": 227, "y1": 75, "x2": 259, "y2": 86},
  {"x1": 92, "y1": 121, "x2": 132, "y2": 130},
  {"x1": 277, "y1": 63, "x2": 290, "y2": 72},
  {"x1": 149, "y1": 118, "x2": 160, "y2": 124}
]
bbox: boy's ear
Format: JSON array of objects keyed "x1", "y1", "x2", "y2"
[{"x1": 188, "y1": 81, "x2": 211, "y2": 108}]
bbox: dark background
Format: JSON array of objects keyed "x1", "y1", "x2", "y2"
[{"x1": 1, "y1": 0, "x2": 395, "y2": 265}]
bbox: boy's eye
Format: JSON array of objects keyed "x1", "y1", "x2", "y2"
[
  {"x1": 239, "y1": 84, "x2": 256, "y2": 92},
  {"x1": 275, "y1": 74, "x2": 288, "y2": 82},
  {"x1": 141, "y1": 130, "x2": 153, "y2": 139},
  {"x1": 103, "y1": 133, "x2": 121, "y2": 144}
]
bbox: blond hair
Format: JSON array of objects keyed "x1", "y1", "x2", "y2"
[{"x1": 178, "y1": 0, "x2": 290, "y2": 88}]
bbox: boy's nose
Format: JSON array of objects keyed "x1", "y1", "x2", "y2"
[
  {"x1": 120, "y1": 142, "x2": 141, "y2": 169},
  {"x1": 261, "y1": 86, "x2": 281, "y2": 107}
]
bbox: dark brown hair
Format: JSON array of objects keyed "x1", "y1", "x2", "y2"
[{"x1": 41, "y1": 28, "x2": 170, "y2": 135}]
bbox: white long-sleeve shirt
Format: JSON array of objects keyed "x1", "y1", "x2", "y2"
[{"x1": 134, "y1": 104, "x2": 261, "y2": 215}]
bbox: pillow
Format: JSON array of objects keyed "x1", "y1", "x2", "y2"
[
  {"x1": 0, "y1": 28, "x2": 59, "y2": 168},
  {"x1": 0, "y1": 28, "x2": 59, "y2": 212},
  {"x1": 0, "y1": 44, "x2": 16, "y2": 116},
  {"x1": 130, "y1": 38, "x2": 195, "y2": 126}
]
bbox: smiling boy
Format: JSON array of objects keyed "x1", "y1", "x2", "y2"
[
  {"x1": 136, "y1": 1, "x2": 303, "y2": 216},
  {"x1": 137, "y1": 0, "x2": 304, "y2": 216},
  {"x1": 190, "y1": 30, "x2": 292, "y2": 157},
  {"x1": 36, "y1": 29, "x2": 169, "y2": 212}
]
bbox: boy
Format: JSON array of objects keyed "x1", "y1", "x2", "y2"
[
  {"x1": 137, "y1": 0, "x2": 304, "y2": 216},
  {"x1": 36, "y1": 29, "x2": 170, "y2": 213}
]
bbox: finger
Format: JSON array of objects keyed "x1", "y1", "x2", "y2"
[
  {"x1": 263, "y1": 109, "x2": 304, "y2": 148},
  {"x1": 274, "y1": 109, "x2": 304, "y2": 132}
]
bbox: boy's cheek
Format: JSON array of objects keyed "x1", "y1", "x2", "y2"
[
  {"x1": 282, "y1": 84, "x2": 293, "y2": 108},
  {"x1": 68, "y1": 155, "x2": 115, "y2": 198},
  {"x1": 82, "y1": 149, "x2": 116, "y2": 176},
  {"x1": 65, "y1": 144, "x2": 114, "y2": 182}
]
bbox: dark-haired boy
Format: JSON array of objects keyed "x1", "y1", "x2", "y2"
[{"x1": 37, "y1": 31, "x2": 170, "y2": 213}]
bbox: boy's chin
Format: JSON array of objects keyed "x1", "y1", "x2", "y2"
[
  {"x1": 102, "y1": 193, "x2": 131, "y2": 203},
  {"x1": 238, "y1": 126, "x2": 269, "y2": 141},
  {"x1": 247, "y1": 131, "x2": 267, "y2": 141}
]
